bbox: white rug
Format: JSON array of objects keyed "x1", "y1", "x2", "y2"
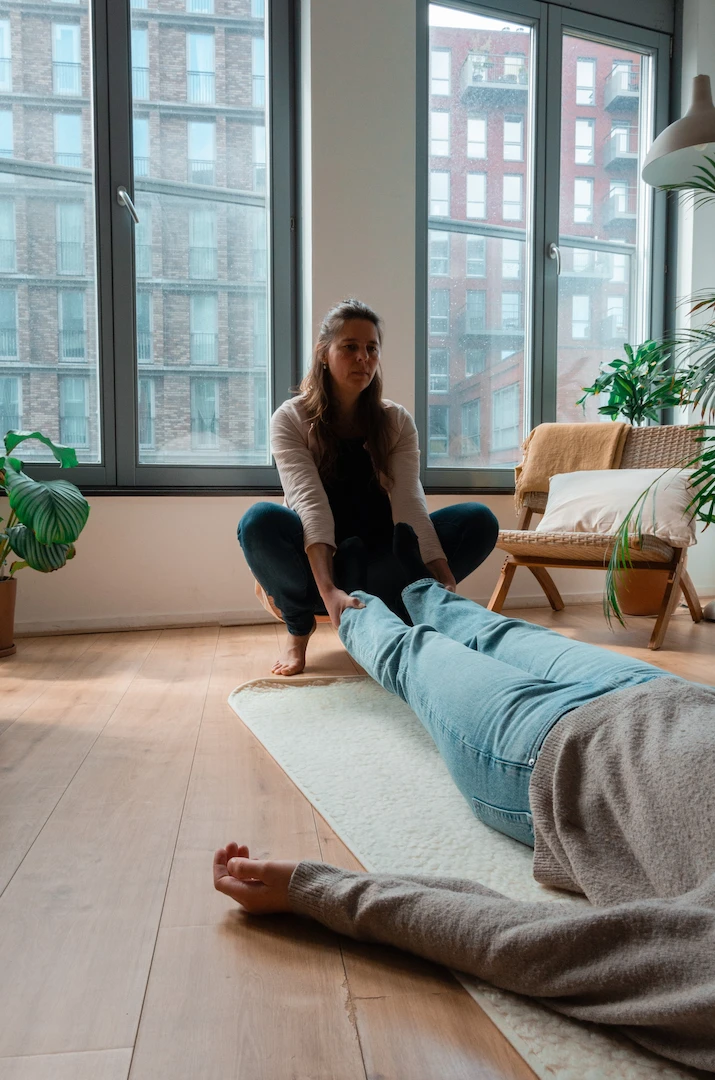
[{"x1": 228, "y1": 675, "x2": 698, "y2": 1080}]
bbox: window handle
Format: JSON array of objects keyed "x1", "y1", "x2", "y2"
[
  {"x1": 117, "y1": 186, "x2": 140, "y2": 224},
  {"x1": 547, "y1": 242, "x2": 561, "y2": 275}
]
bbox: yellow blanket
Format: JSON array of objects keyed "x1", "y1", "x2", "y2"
[{"x1": 514, "y1": 422, "x2": 630, "y2": 510}]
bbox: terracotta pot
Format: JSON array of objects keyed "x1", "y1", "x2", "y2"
[
  {"x1": 614, "y1": 567, "x2": 669, "y2": 617},
  {"x1": 0, "y1": 575, "x2": 17, "y2": 656}
]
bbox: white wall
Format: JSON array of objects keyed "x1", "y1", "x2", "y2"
[{"x1": 4, "y1": 0, "x2": 713, "y2": 634}]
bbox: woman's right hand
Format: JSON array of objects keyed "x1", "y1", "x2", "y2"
[{"x1": 322, "y1": 587, "x2": 365, "y2": 629}]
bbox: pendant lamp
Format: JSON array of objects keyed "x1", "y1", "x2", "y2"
[{"x1": 642, "y1": 74, "x2": 715, "y2": 187}]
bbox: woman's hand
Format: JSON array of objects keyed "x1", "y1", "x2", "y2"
[
  {"x1": 213, "y1": 843, "x2": 298, "y2": 915},
  {"x1": 322, "y1": 587, "x2": 365, "y2": 629},
  {"x1": 425, "y1": 557, "x2": 457, "y2": 592}
]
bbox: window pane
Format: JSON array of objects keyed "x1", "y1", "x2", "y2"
[
  {"x1": 429, "y1": 229, "x2": 450, "y2": 275},
  {"x1": 430, "y1": 110, "x2": 450, "y2": 156},
  {"x1": 431, "y1": 47, "x2": 451, "y2": 95},
  {"x1": 131, "y1": 4, "x2": 271, "y2": 464},
  {"x1": 557, "y1": 35, "x2": 653, "y2": 422},
  {"x1": 467, "y1": 116, "x2": 486, "y2": 159},
  {"x1": 430, "y1": 170, "x2": 450, "y2": 216}
]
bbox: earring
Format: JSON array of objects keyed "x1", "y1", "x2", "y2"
[{"x1": 322, "y1": 362, "x2": 328, "y2": 370}]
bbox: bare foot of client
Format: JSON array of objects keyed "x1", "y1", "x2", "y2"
[{"x1": 272, "y1": 623, "x2": 316, "y2": 676}]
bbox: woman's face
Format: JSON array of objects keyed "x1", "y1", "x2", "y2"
[{"x1": 324, "y1": 319, "x2": 381, "y2": 400}]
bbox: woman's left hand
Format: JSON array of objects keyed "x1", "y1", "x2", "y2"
[
  {"x1": 425, "y1": 557, "x2": 456, "y2": 592},
  {"x1": 214, "y1": 843, "x2": 297, "y2": 914}
]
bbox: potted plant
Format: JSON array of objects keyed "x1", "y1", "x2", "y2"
[{"x1": 0, "y1": 430, "x2": 90, "y2": 657}]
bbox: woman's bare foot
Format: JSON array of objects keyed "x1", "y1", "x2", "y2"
[{"x1": 271, "y1": 622, "x2": 316, "y2": 676}]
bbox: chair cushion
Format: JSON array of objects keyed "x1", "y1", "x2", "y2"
[
  {"x1": 497, "y1": 529, "x2": 673, "y2": 564},
  {"x1": 534, "y1": 468, "x2": 696, "y2": 548}
]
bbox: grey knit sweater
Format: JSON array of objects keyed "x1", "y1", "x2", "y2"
[{"x1": 288, "y1": 677, "x2": 715, "y2": 1071}]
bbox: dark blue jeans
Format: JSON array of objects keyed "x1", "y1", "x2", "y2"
[{"x1": 237, "y1": 501, "x2": 499, "y2": 635}]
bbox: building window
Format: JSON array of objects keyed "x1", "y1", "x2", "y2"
[
  {"x1": 0, "y1": 21, "x2": 11, "y2": 93},
  {"x1": 251, "y1": 0, "x2": 265, "y2": 17},
  {"x1": 0, "y1": 375, "x2": 20, "y2": 432},
  {"x1": 56, "y1": 202, "x2": 84, "y2": 275},
  {"x1": 135, "y1": 205, "x2": 151, "y2": 278},
  {"x1": 0, "y1": 109, "x2": 13, "y2": 157},
  {"x1": 54, "y1": 112, "x2": 82, "y2": 167},
  {"x1": 430, "y1": 47, "x2": 450, "y2": 95},
  {"x1": 190, "y1": 293, "x2": 218, "y2": 365},
  {"x1": 502, "y1": 175, "x2": 522, "y2": 221},
  {"x1": 606, "y1": 294, "x2": 626, "y2": 338},
  {"x1": 136, "y1": 291, "x2": 152, "y2": 362},
  {"x1": 59, "y1": 376, "x2": 89, "y2": 447},
  {"x1": 428, "y1": 404, "x2": 449, "y2": 456},
  {"x1": 492, "y1": 384, "x2": 520, "y2": 450},
  {"x1": 609, "y1": 180, "x2": 628, "y2": 213},
  {"x1": 187, "y1": 120, "x2": 215, "y2": 185},
  {"x1": 252, "y1": 37, "x2": 265, "y2": 107},
  {"x1": 429, "y1": 289, "x2": 449, "y2": 335},
  {"x1": 461, "y1": 399, "x2": 480, "y2": 453},
  {"x1": 429, "y1": 171, "x2": 450, "y2": 217},
  {"x1": 466, "y1": 235, "x2": 485, "y2": 277},
  {"x1": 575, "y1": 58, "x2": 596, "y2": 105},
  {"x1": 0, "y1": 288, "x2": 17, "y2": 358},
  {"x1": 501, "y1": 291, "x2": 520, "y2": 329},
  {"x1": 503, "y1": 53, "x2": 526, "y2": 83},
  {"x1": 466, "y1": 173, "x2": 486, "y2": 219},
  {"x1": 503, "y1": 115, "x2": 523, "y2": 161},
  {"x1": 58, "y1": 290, "x2": 85, "y2": 360},
  {"x1": 574, "y1": 118, "x2": 594, "y2": 164},
  {"x1": 52, "y1": 24, "x2": 81, "y2": 96},
  {"x1": 430, "y1": 111, "x2": 450, "y2": 157},
  {"x1": 466, "y1": 116, "x2": 486, "y2": 159},
  {"x1": 131, "y1": 27, "x2": 149, "y2": 101},
  {"x1": 0, "y1": 198, "x2": 15, "y2": 272},
  {"x1": 572, "y1": 294, "x2": 590, "y2": 338},
  {"x1": 466, "y1": 289, "x2": 486, "y2": 334},
  {"x1": 428, "y1": 348, "x2": 449, "y2": 393},
  {"x1": 187, "y1": 32, "x2": 215, "y2": 105},
  {"x1": 251, "y1": 208, "x2": 267, "y2": 282},
  {"x1": 187, "y1": 0, "x2": 214, "y2": 12},
  {"x1": 611, "y1": 252, "x2": 627, "y2": 282},
  {"x1": 429, "y1": 231, "x2": 450, "y2": 275},
  {"x1": 573, "y1": 177, "x2": 593, "y2": 223},
  {"x1": 189, "y1": 208, "x2": 217, "y2": 279},
  {"x1": 133, "y1": 116, "x2": 149, "y2": 177},
  {"x1": 501, "y1": 238, "x2": 521, "y2": 279},
  {"x1": 465, "y1": 347, "x2": 486, "y2": 376},
  {"x1": 253, "y1": 293, "x2": 267, "y2": 367},
  {"x1": 253, "y1": 124, "x2": 266, "y2": 192},
  {"x1": 138, "y1": 377, "x2": 155, "y2": 448},
  {"x1": 131, "y1": 0, "x2": 148, "y2": 8},
  {"x1": 191, "y1": 378, "x2": 219, "y2": 449}
]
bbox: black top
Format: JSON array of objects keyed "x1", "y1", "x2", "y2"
[{"x1": 323, "y1": 438, "x2": 393, "y2": 550}]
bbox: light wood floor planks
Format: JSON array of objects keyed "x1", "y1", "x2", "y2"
[{"x1": 0, "y1": 605, "x2": 712, "y2": 1080}]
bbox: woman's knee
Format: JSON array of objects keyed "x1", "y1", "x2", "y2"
[
  {"x1": 237, "y1": 502, "x2": 299, "y2": 547},
  {"x1": 462, "y1": 502, "x2": 499, "y2": 542}
]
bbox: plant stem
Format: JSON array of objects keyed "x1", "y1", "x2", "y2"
[{"x1": 0, "y1": 507, "x2": 16, "y2": 574}]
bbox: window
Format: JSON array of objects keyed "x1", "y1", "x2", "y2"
[
  {"x1": 252, "y1": 207, "x2": 267, "y2": 282},
  {"x1": 253, "y1": 124, "x2": 266, "y2": 192},
  {"x1": 606, "y1": 294, "x2": 626, "y2": 338},
  {"x1": 189, "y1": 208, "x2": 217, "y2": 279},
  {"x1": 574, "y1": 119, "x2": 594, "y2": 164},
  {"x1": 467, "y1": 117, "x2": 486, "y2": 159},
  {"x1": 135, "y1": 205, "x2": 151, "y2": 278},
  {"x1": 429, "y1": 405, "x2": 449, "y2": 456},
  {"x1": 0, "y1": 199, "x2": 15, "y2": 272},
  {"x1": 465, "y1": 289, "x2": 486, "y2": 334},
  {"x1": 0, "y1": 22, "x2": 11, "y2": 92},
  {"x1": 191, "y1": 378, "x2": 219, "y2": 449},
  {"x1": 428, "y1": 348, "x2": 449, "y2": 393},
  {"x1": 572, "y1": 248, "x2": 593, "y2": 273},
  {"x1": 465, "y1": 347, "x2": 485, "y2": 376},
  {"x1": 429, "y1": 170, "x2": 450, "y2": 217},
  {"x1": 611, "y1": 253, "x2": 627, "y2": 282},
  {"x1": 53, "y1": 24, "x2": 81, "y2": 96},
  {"x1": 188, "y1": 0, "x2": 214, "y2": 11},
  {"x1": 430, "y1": 111, "x2": 449, "y2": 156},
  {"x1": 131, "y1": 27, "x2": 149, "y2": 100},
  {"x1": 501, "y1": 239, "x2": 521, "y2": 279},
  {"x1": 430, "y1": 47, "x2": 450, "y2": 95},
  {"x1": 503, "y1": 116, "x2": 523, "y2": 161},
  {"x1": 466, "y1": 173, "x2": 485, "y2": 219},
  {"x1": 138, "y1": 377, "x2": 155, "y2": 449},
  {"x1": 502, "y1": 175, "x2": 522, "y2": 221},
  {"x1": 56, "y1": 202, "x2": 84, "y2": 275},
  {"x1": 491, "y1": 384, "x2": 520, "y2": 451},
  {"x1": 429, "y1": 231, "x2": 450, "y2": 275},
  {"x1": 190, "y1": 294, "x2": 218, "y2": 365},
  {"x1": 252, "y1": 37, "x2": 265, "y2": 107},
  {"x1": 132, "y1": 0, "x2": 148, "y2": 7},
  {"x1": 576, "y1": 58, "x2": 595, "y2": 105},
  {"x1": 502, "y1": 291, "x2": 520, "y2": 330},
  {"x1": 609, "y1": 180, "x2": 628, "y2": 213},
  {"x1": 610, "y1": 123, "x2": 629, "y2": 153},
  {"x1": 461, "y1": 400, "x2": 480, "y2": 453},
  {"x1": 253, "y1": 294, "x2": 267, "y2": 367},
  {"x1": 503, "y1": 54, "x2": 525, "y2": 83},
  {"x1": 430, "y1": 289, "x2": 449, "y2": 335},
  {"x1": 187, "y1": 120, "x2": 215, "y2": 185},
  {"x1": 58, "y1": 291, "x2": 85, "y2": 360},
  {"x1": 54, "y1": 113, "x2": 82, "y2": 167},
  {"x1": 0, "y1": 288, "x2": 17, "y2": 357},
  {"x1": 0, "y1": 375, "x2": 20, "y2": 432},
  {"x1": 466, "y1": 235, "x2": 485, "y2": 277},
  {"x1": 0, "y1": 110, "x2": 12, "y2": 157},
  {"x1": 133, "y1": 116, "x2": 149, "y2": 177},
  {"x1": 573, "y1": 177, "x2": 593, "y2": 223},
  {"x1": 251, "y1": 0, "x2": 265, "y2": 17},
  {"x1": 59, "y1": 377, "x2": 89, "y2": 447},
  {"x1": 572, "y1": 295, "x2": 590, "y2": 338},
  {"x1": 136, "y1": 292, "x2": 152, "y2": 362},
  {"x1": 187, "y1": 32, "x2": 214, "y2": 105}
]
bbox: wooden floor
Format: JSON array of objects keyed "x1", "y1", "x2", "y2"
[{"x1": 0, "y1": 602, "x2": 713, "y2": 1080}]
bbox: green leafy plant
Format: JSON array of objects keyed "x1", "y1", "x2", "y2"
[
  {"x1": 576, "y1": 340, "x2": 687, "y2": 425},
  {"x1": 0, "y1": 431, "x2": 90, "y2": 578}
]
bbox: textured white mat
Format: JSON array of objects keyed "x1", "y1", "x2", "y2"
[{"x1": 228, "y1": 675, "x2": 697, "y2": 1080}]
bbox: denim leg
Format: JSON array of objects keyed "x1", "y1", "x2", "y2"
[
  {"x1": 402, "y1": 579, "x2": 668, "y2": 695},
  {"x1": 430, "y1": 502, "x2": 499, "y2": 583},
  {"x1": 237, "y1": 503, "x2": 321, "y2": 636}
]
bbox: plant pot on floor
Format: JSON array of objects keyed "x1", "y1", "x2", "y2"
[
  {"x1": 0, "y1": 575, "x2": 17, "y2": 657},
  {"x1": 614, "y1": 567, "x2": 669, "y2": 617}
]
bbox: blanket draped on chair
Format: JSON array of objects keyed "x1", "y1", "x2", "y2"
[{"x1": 514, "y1": 422, "x2": 629, "y2": 511}]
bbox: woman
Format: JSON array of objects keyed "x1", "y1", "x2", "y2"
[
  {"x1": 215, "y1": 540, "x2": 715, "y2": 1072},
  {"x1": 237, "y1": 299, "x2": 498, "y2": 676}
]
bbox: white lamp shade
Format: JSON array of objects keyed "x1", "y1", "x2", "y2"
[{"x1": 642, "y1": 75, "x2": 715, "y2": 187}]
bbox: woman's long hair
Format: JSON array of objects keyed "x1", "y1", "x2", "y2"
[{"x1": 299, "y1": 299, "x2": 395, "y2": 485}]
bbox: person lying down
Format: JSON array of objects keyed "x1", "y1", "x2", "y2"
[{"x1": 214, "y1": 526, "x2": 715, "y2": 1072}]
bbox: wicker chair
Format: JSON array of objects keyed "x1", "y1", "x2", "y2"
[{"x1": 488, "y1": 424, "x2": 704, "y2": 650}]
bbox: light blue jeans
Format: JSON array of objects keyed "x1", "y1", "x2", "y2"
[{"x1": 339, "y1": 580, "x2": 669, "y2": 847}]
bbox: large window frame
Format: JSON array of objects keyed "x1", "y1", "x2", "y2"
[{"x1": 416, "y1": 0, "x2": 671, "y2": 491}]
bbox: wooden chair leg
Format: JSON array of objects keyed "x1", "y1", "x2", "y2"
[
  {"x1": 649, "y1": 550, "x2": 685, "y2": 650},
  {"x1": 488, "y1": 558, "x2": 517, "y2": 613},
  {"x1": 527, "y1": 566, "x2": 565, "y2": 611},
  {"x1": 679, "y1": 567, "x2": 703, "y2": 623}
]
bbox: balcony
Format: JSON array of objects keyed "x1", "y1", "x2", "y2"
[
  {"x1": 59, "y1": 329, "x2": 85, "y2": 360},
  {"x1": 134, "y1": 155, "x2": 150, "y2": 177},
  {"x1": 604, "y1": 127, "x2": 638, "y2": 169},
  {"x1": 53, "y1": 61, "x2": 82, "y2": 96},
  {"x1": 0, "y1": 238, "x2": 16, "y2": 272},
  {"x1": 56, "y1": 241, "x2": 84, "y2": 275},
  {"x1": 602, "y1": 187, "x2": 637, "y2": 228},
  {"x1": 190, "y1": 332, "x2": 218, "y2": 365},
  {"x1": 188, "y1": 159, "x2": 215, "y2": 185},
  {"x1": 0, "y1": 327, "x2": 17, "y2": 357},
  {"x1": 460, "y1": 54, "x2": 528, "y2": 106},
  {"x1": 132, "y1": 66, "x2": 149, "y2": 101},
  {"x1": 137, "y1": 331, "x2": 152, "y2": 363},
  {"x1": 187, "y1": 70, "x2": 215, "y2": 105},
  {"x1": 55, "y1": 152, "x2": 82, "y2": 168},
  {"x1": 605, "y1": 64, "x2": 639, "y2": 111},
  {"x1": 189, "y1": 245, "x2": 218, "y2": 279}
]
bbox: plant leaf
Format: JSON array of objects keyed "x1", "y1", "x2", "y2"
[
  {"x1": 5, "y1": 525, "x2": 75, "y2": 572},
  {"x1": 3, "y1": 464, "x2": 89, "y2": 544},
  {"x1": 3, "y1": 431, "x2": 79, "y2": 468}
]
